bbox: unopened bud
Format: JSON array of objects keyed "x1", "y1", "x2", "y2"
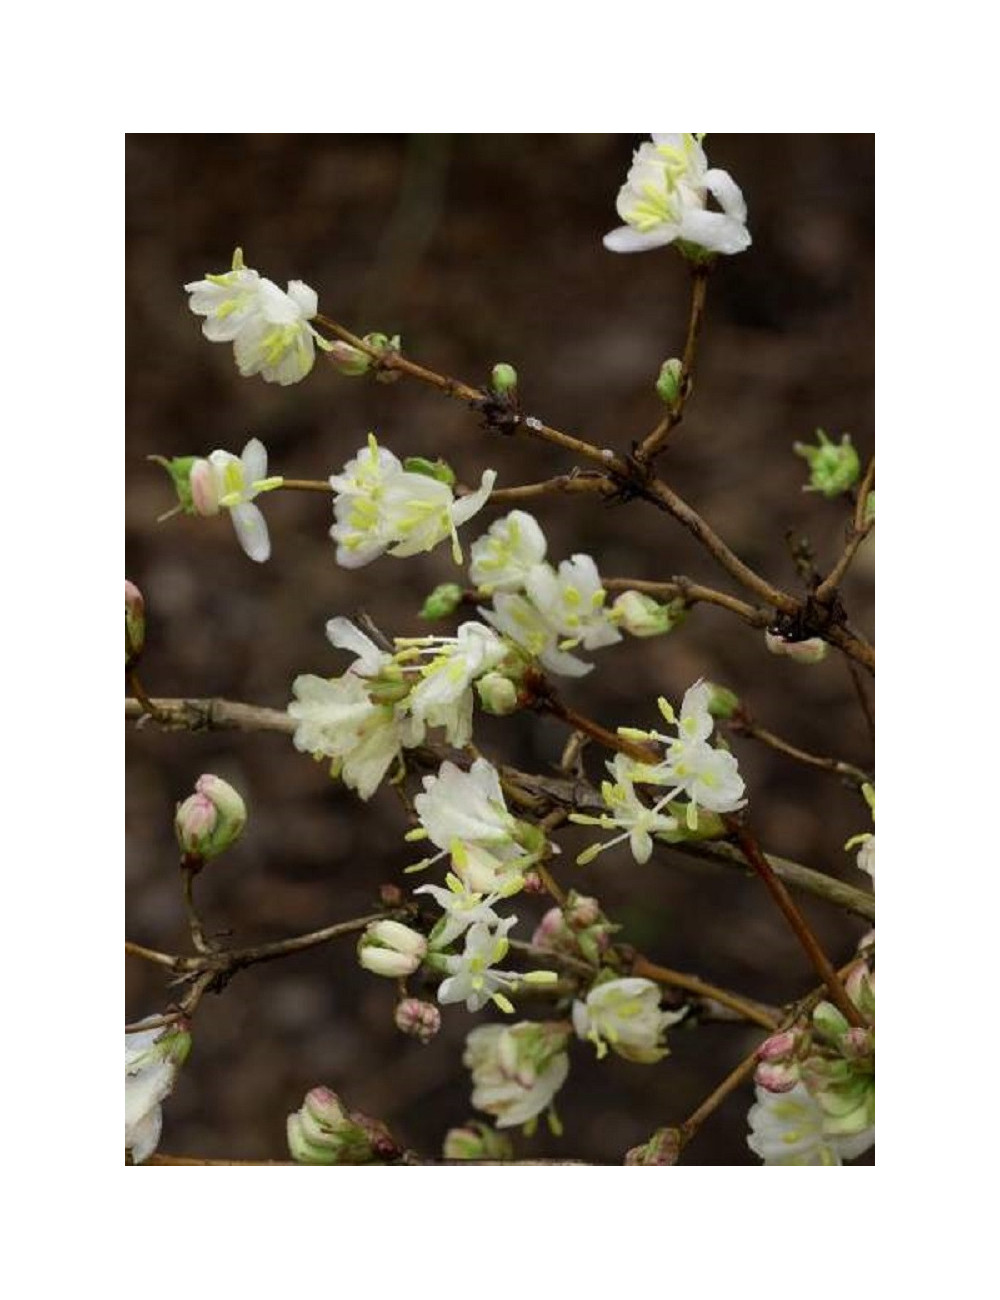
[
  {"x1": 612, "y1": 590, "x2": 684, "y2": 637},
  {"x1": 755, "y1": 1060, "x2": 801, "y2": 1093},
  {"x1": 327, "y1": 340, "x2": 371, "y2": 376},
  {"x1": 189, "y1": 458, "x2": 220, "y2": 517},
  {"x1": 125, "y1": 580, "x2": 145, "y2": 663},
  {"x1": 420, "y1": 582, "x2": 464, "y2": 620},
  {"x1": 566, "y1": 893, "x2": 601, "y2": 929},
  {"x1": 842, "y1": 1026, "x2": 874, "y2": 1061},
  {"x1": 443, "y1": 1121, "x2": 514, "y2": 1161},
  {"x1": 765, "y1": 630, "x2": 829, "y2": 665},
  {"x1": 287, "y1": 1086, "x2": 398, "y2": 1164},
  {"x1": 531, "y1": 907, "x2": 569, "y2": 949},
  {"x1": 655, "y1": 358, "x2": 684, "y2": 407},
  {"x1": 394, "y1": 998, "x2": 441, "y2": 1044},
  {"x1": 174, "y1": 774, "x2": 247, "y2": 863},
  {"x1": 358, "y1": 920, "x2": 427, "y2": 978},
  {"x1": 812, "y1": 1000, "x2": 850, "y2": 1046},
  {"x1": 521, "y1": 870, "x2": 546, "y2": 894},
  {"x1": 378, "y1": 883, "x2": 404, "y2": 908},
  {"x1": 757, "y1": 1029, "x2": 799, "y2": 1062},
  {"x1": 490, "y1": 363, "x2": 518, "y2": 399},
  {"x1": 625, "y1": 1127, "x2": 682, "y2": 1165},
  {"x1": 793, "y1": 429, "x2": 861, "y2": 499},
  {"x1": 364, "y1": 332, "x2": 402, "y2": 382},
  {"x1": 476, "y1": 672, "x2": 519, "y2": 716},
  {"x1": 703, "y1": 682, "x2": 740, "y2": 720},
  {"x1": 843, "y1": 960, "x2": 875, "y2": 1019}
]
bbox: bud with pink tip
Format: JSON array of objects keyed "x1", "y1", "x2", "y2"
[
  {"x1": 395, "y1": 998, "x2": 442, "y2": 1044},
  {"x1": 125, "y1": 580, "x2": 146, "y2": 664},
  {"x1": 327, "y1": 341, "x2": 372, "y2": 377},
  {"x1": 625, "y1": 1127, "x2": 682, "y2": 1165},
  {"x1": 755, "y1": 1059, "x2": 801, "y2": 1093},
  {"x1": 174, "y1": 774, "x2": 247, "y2": 863},
  {"x1": 567, "y1": 893, "x2": 601, "y2": 929},
  {"x1": 443, "y1": 1121, "x2": 513, "y2": 1161},
  {"x1": 531, "y1": 907, "x2": 570, "y2": 949},
  {"x1": 756, "y1": 1028, "x2": 802, "y2": 1063},
  {"x1": 188, "y1": 458, "x2": 220, "y2": 516},
  {"x1": 287, "y1": 1085, "x2": 401, "y2": 1164}
]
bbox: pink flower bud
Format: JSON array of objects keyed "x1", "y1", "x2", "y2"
[
  {"x1": 174, "y1": 792, "x2": 218, "y2": 856},
  {"x1": 842, "y1": 1027, "x2": 874, "y2": 1060},
  {"x1": 394, "y1": 998, "x2": 442, "y2": 1044},
  {"x1": 755, "y1": 1060, "x2": 800, "y2": 1093},
  {"x1": 189, "y1": 458, "x2": 220, "y2": 516},
  {"x1": 521, "y1": 871, "x2": 546, "y2": 894},
  {"x1": 531, "y1": 907, "x2": 569, "y2": 948},
  {"x1": 174, "y1": 774, "x2": 247, "y2": 862},
  {"x1": 125, "y1": 580, "x2": 146, "y2": 662},
  {"x1": 757, "y1": 1029, "x2": 799, "y2": 1062}
]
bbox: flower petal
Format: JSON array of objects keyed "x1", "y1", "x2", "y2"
[
  {"x1": 230, "y1": 503, "x2": 271, "y2": 562},
  {"x1": 603, "y1": 225, "x2": 676, "y2": 254},
  {"x1": 241, "y1": 437, "x2": 268, "y2": 484}
]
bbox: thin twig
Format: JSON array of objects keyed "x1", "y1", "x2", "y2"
[
  {"x1": 629, "y1": 955, "x2": 780, "y2": 1031},
  {"x1": 602, "y1": 576, "x2": 769, "y2": 627},
  {"x1": 815, "y1": 456, "x2": 875, "y2": 604},
  {"x1": 637, "y1": 266, "x2": 710, "y2": 460},
  {"x1": 728, "y1": 710, "x2": 872, "y2": 789},
  {"x1": 724, "y1": 819, "x2": 864, "y2": 1028},
  {"x1": 845, "y1": 655, "x2": 876, "y2": 742}
]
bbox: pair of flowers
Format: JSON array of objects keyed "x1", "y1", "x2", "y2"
[{"x1": 572, "y1": 680, "x2": 746, "y2": 865}]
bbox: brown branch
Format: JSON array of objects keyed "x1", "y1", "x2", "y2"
[
  {"x1": 724, "y1": 819, "x2": 864, "y2": 1028},
  {"x1": 126, "y1": 696, "x2": 296, "y2": 736},
  {"x1": 481, "y1": 475, "x2": 615, "y2": 504},
  {"x1": 845, "y1": 655, "x2": 876, "y2": 741},
  {"x1": 815, "y1": 456, "x2": 875, "y2": 604},
  {"x1": 602, "y1": 576, "x2": 769, "y2": 627},
  {"x1": 728, "y1": 711, "x2": 872, "y2": 789},
  {"x1": 629, "y1": 955, "x2": 780, "y2": 1031},
  {"x1": 636, "y1": 266, "x2": 710, "y2": 461}
]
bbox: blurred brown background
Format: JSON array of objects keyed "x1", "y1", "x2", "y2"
[{"x1": 125, "y1": 134, "x2": 874, "y2": 1165}]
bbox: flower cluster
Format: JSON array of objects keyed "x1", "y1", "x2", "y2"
[
  {"x1": 471, "y1": 510, "x2": 680, "y2": 677},
  {"x1": 186, "y1": 248, "x2": 329, "y2": 385},
  {"x1": 571, "y1": 681, "x2": 746, "y2": 865},
  {"x1": 330, "y1": 434, "x2": 496, "y2": 568},
  {"x1": 288, "y1": 617, "x2": 517, "y2": 799},
  {"x1": 604, "y1": 134, "x2": 751, "y2": 258},
  {"x1": 747, "y1": 956, "x2": 874, "y2": 1165}
]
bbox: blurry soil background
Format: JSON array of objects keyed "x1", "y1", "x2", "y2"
[{"x1": 126, "y1": 134, "x2": 874, "y2": 1166}]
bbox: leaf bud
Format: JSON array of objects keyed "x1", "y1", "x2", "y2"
[
  {"x1": 793, "y1": 429, "x2": 861, "y2": 499},
  {"x1": 125, "y1": 580, "x2": 146, "y2": 664},
  {"x1": 490, "y1": 363, "x2": 519, "y2": 399},
  {"x1": 655, "y1": 358, "x2": 684, "y2": 407}
]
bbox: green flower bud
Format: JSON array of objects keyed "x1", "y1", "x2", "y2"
[
  {"x1": 655, "y1": 358, "x2": 684, "y2": 407},
  {"x1": 812, "y1": 1000, "x2": 850, "y2": 1047},
  {"x1": 703, "y1": 682, "x2": 741, "y2": 720},
  {"x1": 443, "y1": 1121, "x2": 514, "y2": 1161},
  {"x1": 625, "y1": 1127, "x2": 682, "y2": 1165},
  {"x1": 287, "y1": 1086, "x2": 398, "y2": 1165},
  {"x1": 403, "y1": 456, "x2": 456, "y2": 486},
  {"x1": 327, "y1": 341, "x2": 371, "y2": 376},
  {"x1": 490, "y1": 363, "x2": 519, "y2": 398},
  {"x1": 476, "y1": 671, "x2": 519, "y2": 716},
  {"x1": 125, "y1": 580, "x2": 145, "y2": 665},
  {"x1": 612, "y1": 591, "x2": 685, "y2": 637},
  {"x1": 174, "y1": 774, "x2": 247, "y2": 864},
  {"x1": 419, "y1": 582, "x2": 464, "y2": 620},
  {"x1": 793, "y1": 429, "x2": 861, "y2": 499},
  {"x1": 363, "y1": 332, "x2": 402, "y2": 383}
]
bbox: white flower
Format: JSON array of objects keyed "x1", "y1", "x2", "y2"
[
  {"x1": 604, "y1": 134, "x2": 751, "y2": 257},
  {"x1": 329, "y1": 435, "x2": 496, "y2": 568},
  {"x1": 287, "y1": 673, "x2": 411, "y2": 801},
  {"x1": 657, "y1": 683, "x2": 746, "y2": 823},
  {"x1": 404, "y1": 623, "x2": 507, "y2": 746},
  {"x1": 573, "y1": 978, "x2": 684, "y2": 1063},
  {"x1": 413, "y1": 758, "x2": 519, "y2": 857},
  {"x1": 125, "y1": 1022, "x2": 189, "y2": 1164},
  {"x1": 464, "y1": 1022, "x2": 570, "y2": 1129},
  {"x1": 746, "y1": 1081, "x2": 875, "y2": 1166},
  {"x1": 191, "y1": 438, "x2": 283, "y2": 562},
  {"x1": 415, "y1": 874, "x2": 506, "y2": 950},
  {"x1": 481, "y1": 592, "x2": 593, "y2": 677},
  {"x1": 185, "y1": 248, "x2": 326, "y2": 385},
  {"x1": 846, "y1": 784, "x2": 875, "y2": 882},
  {"x1": 469, "y1": 510, "x2": 548, "y2": 592},
  {"x1": 524, "y1": 556, "x2": 621, "y2": 652},
  {"x1": 571, "y1": 753, "x2": 679, "y2": 866},
  {"x1": 184, "y1": 247, "x2": 264, "y2": 342},
  {"x1": 437, "y1": 917, "x2": 520, "y2": 1013}
]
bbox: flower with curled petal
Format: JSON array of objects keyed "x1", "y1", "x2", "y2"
[
  {"x1": 604, "y1": 134, "x2": 750, "y2": 258},
  {"x1": 125, "y1": 1021, "x2": 191, "y2": 1164},
  {"x1": 572, "y1": 977, "x2": 684, "y2": 1063},
  {"x1": 480, "y1": 592, "x2": 593, "y2": 677},
  {"x1": 524, "y1": 555, "x2": 621, "y2": 652},
  {"x1": 469, "y1": 509, "x2": 548, "y2": 593},
  {"x1": 464, "y1": 1022, "x2": 570, "y2": 1130}
]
